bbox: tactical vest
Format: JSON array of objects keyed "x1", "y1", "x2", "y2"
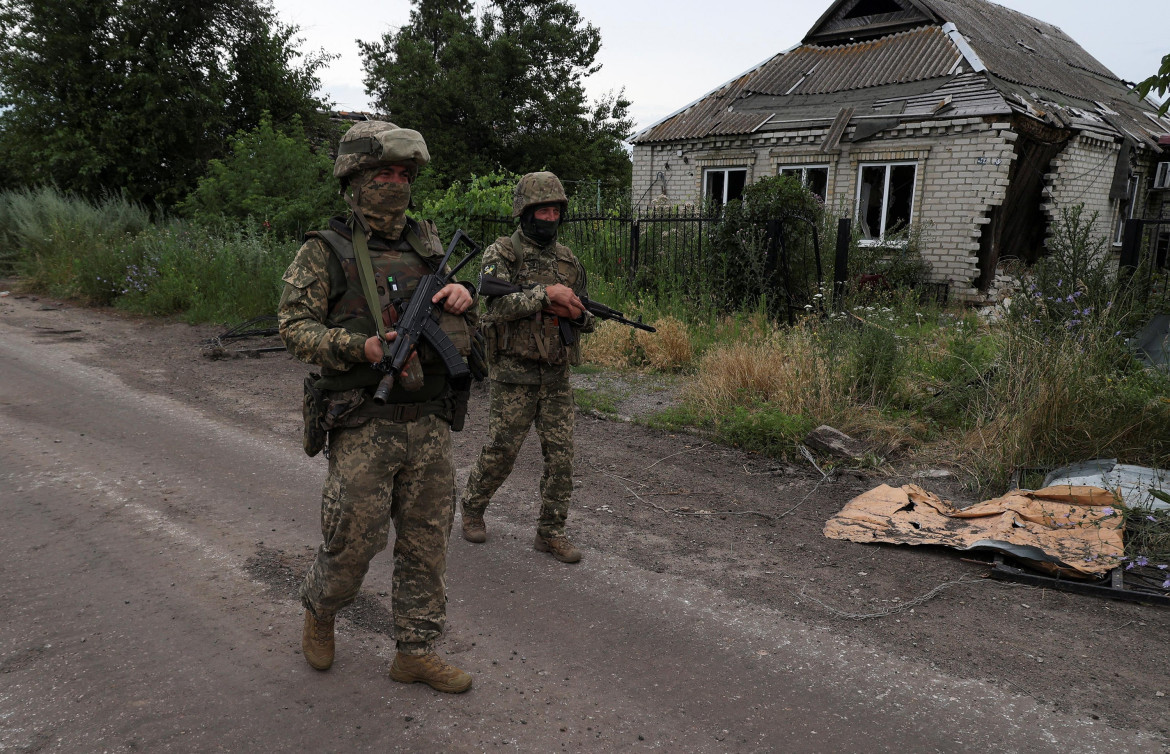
[
  {"x1": 487, "y1": 229, "x2": 582, "y2": 366},
  {"x1": 307, "y1": 220, "x2": 472, "y2": 392}
]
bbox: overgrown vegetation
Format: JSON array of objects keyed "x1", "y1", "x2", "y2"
[
  {"x1": 2, "y1": 184, "x2": 1165, "y2": 499},
  {"x1": 1, "y1": 187, "x2": 296, "y2": 322}
]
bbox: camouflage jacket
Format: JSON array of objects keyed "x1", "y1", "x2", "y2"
[
  {"x1": 278, "y1": 217, "x2": 476, "y2": 399},
  {"x1": 480, "y1": 229, "x2": 592, "y2": 385}
]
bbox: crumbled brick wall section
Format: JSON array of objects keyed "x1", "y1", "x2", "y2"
[
  {"x1": 1042, "y1": 133, "x2": 1121, "y2": 252},
  {"x1": 632, "y1": 118, "x2": 1017, "y2": 302}
]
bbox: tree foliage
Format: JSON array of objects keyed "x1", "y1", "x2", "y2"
[
  {"x1": 0, "y1": 0, "x2": 334, "y2": 205},
  {"x1": 360, "y1": 0, "x2": 633, "y2": 196},
  {"x1": 178, "y1": 114, "x2": 345, "y2": 241},
  {"x1": 1134, "y1": 52, "x2": 1170, "y2": 116}
]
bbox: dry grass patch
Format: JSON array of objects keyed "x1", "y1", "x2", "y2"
[{"x1": 637, "y1": 315, "x2": 692, "y2": 371}]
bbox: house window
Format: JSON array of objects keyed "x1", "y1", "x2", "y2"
[
  {"x1": 1154, "y1": 162, "x2": 1170, "y2": 189},
  {"x1": 856, "y1": 162, "x2": 917, "y2": 242},
  {"x1": 779, "y1": 165, "x2": 829, "y2": 200},
  {"x1": 1113, "y1": 174, "x2": 1140, "y2": 246},
  {"x1": 704, "y1": 168, "x2": 747, "y2": 209}
]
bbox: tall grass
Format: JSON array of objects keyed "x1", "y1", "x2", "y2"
[
  {"x1": 590, "y1": 205, "x2": 1170, "y2": 489},
  {"x1": 0, "y1": 186, "x2": 298, "y2": 322}
]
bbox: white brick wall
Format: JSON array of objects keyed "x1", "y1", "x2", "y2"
[
  {"x1": 632, "y1": 118, "x2": 1018, "y2": 301},
  {"x1": 1042, "y1": 133, "x2": 1121, "y2": 251}
]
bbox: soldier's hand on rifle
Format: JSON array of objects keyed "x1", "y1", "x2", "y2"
[
  {"x1": 364, "y1": 332, "x2": 397, "y2": 364},
  {"x1": 432, "y1": 283, "x2": 472, "y2": 315},
  {"x1": 544, "y1": 283, "x2": 584, "y2": 319}
]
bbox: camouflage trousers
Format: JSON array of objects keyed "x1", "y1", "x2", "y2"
[
  {"x1": 299, "y1": 413, "x2": 455, "y2": 654},
  {"x1": 463, "y1": 376, "x2": 575, "y2": 536}
]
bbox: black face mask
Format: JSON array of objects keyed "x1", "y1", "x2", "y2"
[{"x1": 521, "y1": 212, "x2": 560, "y2": 246}]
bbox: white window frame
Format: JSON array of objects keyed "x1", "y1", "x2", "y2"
[
  {"x1": 1113, "y1": 174, "x2": 1141, "y2": 246},
  {"x1": 1154, "y1": 162, "x2": 1170, "y2": 189},
  {"x1": 855, "y1": 161, "x2": 918, "y2": 245},
  {"x1": 703, "y1": 167, "x2": 748, "y2": 206},
  {"x1": 778, "y1": 164, "x2": 830, "y2": 199}
]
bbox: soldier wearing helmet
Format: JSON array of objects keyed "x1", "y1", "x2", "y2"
[
  {"x1": 277, "y1": 120, "x2": 477, "y2": 693},
  {"x1": 460, "y1": 171, "x2": 593, "y2": 564}
]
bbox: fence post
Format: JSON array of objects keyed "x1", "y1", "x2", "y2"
[
  {"x1": 833, "y1": 217, "x2": 851, "y2": 310},
  {"x1": 630, "y1": 217, "x2": 640, "y2": 284}
]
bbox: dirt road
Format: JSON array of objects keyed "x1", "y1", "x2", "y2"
[{"x1": 1, "y1": 289, "x2": 1167, "y2": 752}]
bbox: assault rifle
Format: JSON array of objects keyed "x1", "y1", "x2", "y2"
[
  {"x1": 478, "y1": 273, "x2": 656, "y2": 345},
  {"x1": 372, "y1": 229, "x2": 482, "y2": 405}
]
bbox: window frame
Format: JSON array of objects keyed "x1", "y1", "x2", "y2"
[
  {"x1": 703, "y1": 166, "x2": 748, "y2": 208},
  {"x1": 778, "y1": 164, "x2": 830, "y2": 200},
  {"x1": 855, "y1": 160, "x2": 918, "y2": 245},
  {"x1": 1113, "y1": 174, "x2": 1141, "y2": 247}
]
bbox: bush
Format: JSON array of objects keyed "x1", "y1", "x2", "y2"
[
  {"x1": 706, "y1": 175, "x2": 826, "y2": 316},
  {"x1": 177, "y1": 114, "x2": 343, "y2": 241},
  {"x1": 417, "y1": 170, "x2": 517, "y2": 245}
]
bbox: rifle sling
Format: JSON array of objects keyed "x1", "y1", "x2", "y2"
[{"x1": 351, "y1": 227, "x2": 388, "y2": 344}]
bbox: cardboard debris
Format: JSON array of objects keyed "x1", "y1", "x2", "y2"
[{"x1": 824, "y1": 484, "x2": 1124, "y2": 577}]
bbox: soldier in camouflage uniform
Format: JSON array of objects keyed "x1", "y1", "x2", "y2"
[
  {"x1": 278, "y1": 121, "x2": 476, "y2": 693},
  {"x1": 460, "y1": 172, "x2": 593, "y2": 563}
]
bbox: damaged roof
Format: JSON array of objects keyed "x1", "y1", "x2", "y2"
[{"x1": 632, "y1": 0, "x2": 1170, "y2": 148}]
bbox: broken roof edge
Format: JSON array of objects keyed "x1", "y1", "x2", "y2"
[
  {"x1": 630, "y1": 48, "x2": 794, "y2": 145},
  {"x1": 940, "y1": 22, "x2": 985, "y2": 73}
]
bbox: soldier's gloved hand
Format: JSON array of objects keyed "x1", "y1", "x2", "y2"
[
  {"x1": 544, "y1": 283, "x2": 584, "y2": 319},
  {"x1": 364, "y1": 331, "x2": 397, "y2": 364},
  {"x1": 398, "y1": 351, "x2": 425, "y2": 391},
  {"x1": 433, "y1": 282, "x2": 472, "y2": 314}
]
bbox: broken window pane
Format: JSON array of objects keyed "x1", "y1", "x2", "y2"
[
  {"x1": 885, "y1": 163, "x2": 916, "y2": 234},
  {"x1": 858, "y1": 165, "x2": 886, "y2": 240},
  {"x1": 779, "y1": 165, "x2": 829, "y2": 201},
  {"x1": 704, "y1": 167, "x2": 747, "y2": 210},
  {"x1": 806, "y1": 167, "x2": 828, "y2": 200}
]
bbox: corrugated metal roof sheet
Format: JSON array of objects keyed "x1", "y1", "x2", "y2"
[
  {"x1": 633, "y1": 67, "x2": 775, "y2": 144},
  {"x1": 633, "y1": 0, "x2": 1168, "y2": 148},
  {"x1": 747, "y1": 26, "x2": 960, "y2": 96}
]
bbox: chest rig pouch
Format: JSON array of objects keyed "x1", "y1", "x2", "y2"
[
  {"x1": 308, "y1": 221, "x2": 473, "y2": 380},
  {"x1": 489, "y1": 230, "x2": 581, "y2": 366}
]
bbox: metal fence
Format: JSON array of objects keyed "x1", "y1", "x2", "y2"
[
  {"x1": 474, "y1": 208, "x2": 829, "y2": 322},
  {"x1": 1120, "y1": 218, "x2": 1170, "y2": 312}
]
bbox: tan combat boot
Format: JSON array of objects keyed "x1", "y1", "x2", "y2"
[
  {"x1": 389, "y1": 652, "x2": 473, "y2": 693},
  {"x1": 461, "y1": 513, "x2": 487, "y2": 544},
  {"x1": 302, "y1": 609, "x2": 335, "y2": 670},
  {"x1": 534, "y1": 532, "x2": 581, "y2": 563}
]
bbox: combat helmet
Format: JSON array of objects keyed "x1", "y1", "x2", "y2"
[
  {"x1": 333, "y1": 120, "x2": 429, "y2": 185},
  {"x1": 511, "y1": 171, "x2": 568, "y2": 218}
]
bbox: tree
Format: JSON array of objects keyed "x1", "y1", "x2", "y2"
[
  {"x1": 360, "y1": 0, "x2": 633, "y2": 196},
  {"x1": 1135, "y1": 52, "x2": 1170, "y2": 116},
  {"x1": 178, "y1": 114, "x2": 344, "y2": 240},
  {"x1": 0, "y1": 0, "x2": 333, "y2": 205}
]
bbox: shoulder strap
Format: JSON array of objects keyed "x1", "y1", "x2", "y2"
[
  {"x1": 508, "y1": 229, "x2": 527, "y2": 272},
  {"x1": 307, "y1": 229, "x2": 354, "y2": 261}
]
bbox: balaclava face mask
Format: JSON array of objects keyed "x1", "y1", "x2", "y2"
[
  {"x1": 520, "y1": 206, "x2": 561, "y2": 246},
  {"x1": 353, "y1": 167, "x2": 411, "y2": 239}
]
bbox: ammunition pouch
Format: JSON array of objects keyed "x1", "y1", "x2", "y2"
[
  {"x1": 303, "y1": 374, "x2": 327, "y2": 457},
  {"x1": 449, "y1": 375, "x2": 472, "y2": 432},
  {"x1": 301, "y1": 375, "x2": 371, "y2": 457}
]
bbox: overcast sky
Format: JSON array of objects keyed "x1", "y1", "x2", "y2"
[{"x1": 269, "y1": 0, "x2": 1168, "y2": 134}]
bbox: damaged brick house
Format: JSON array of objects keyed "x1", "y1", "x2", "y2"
[{"x1": 630, "y1": 0, "x2": 1170, "y2": 301}]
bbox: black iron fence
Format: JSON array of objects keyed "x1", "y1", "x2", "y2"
[
  {"x1": 474, "y1": 208, "x2": 831, "y2": 323},
  {"x1": 1120, "y1": 218, "x2": 1170, "y2": 312}
]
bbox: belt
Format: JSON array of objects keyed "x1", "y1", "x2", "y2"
[{"x1": 354, "y1": 398, "x2": 449, "y2": 422}]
